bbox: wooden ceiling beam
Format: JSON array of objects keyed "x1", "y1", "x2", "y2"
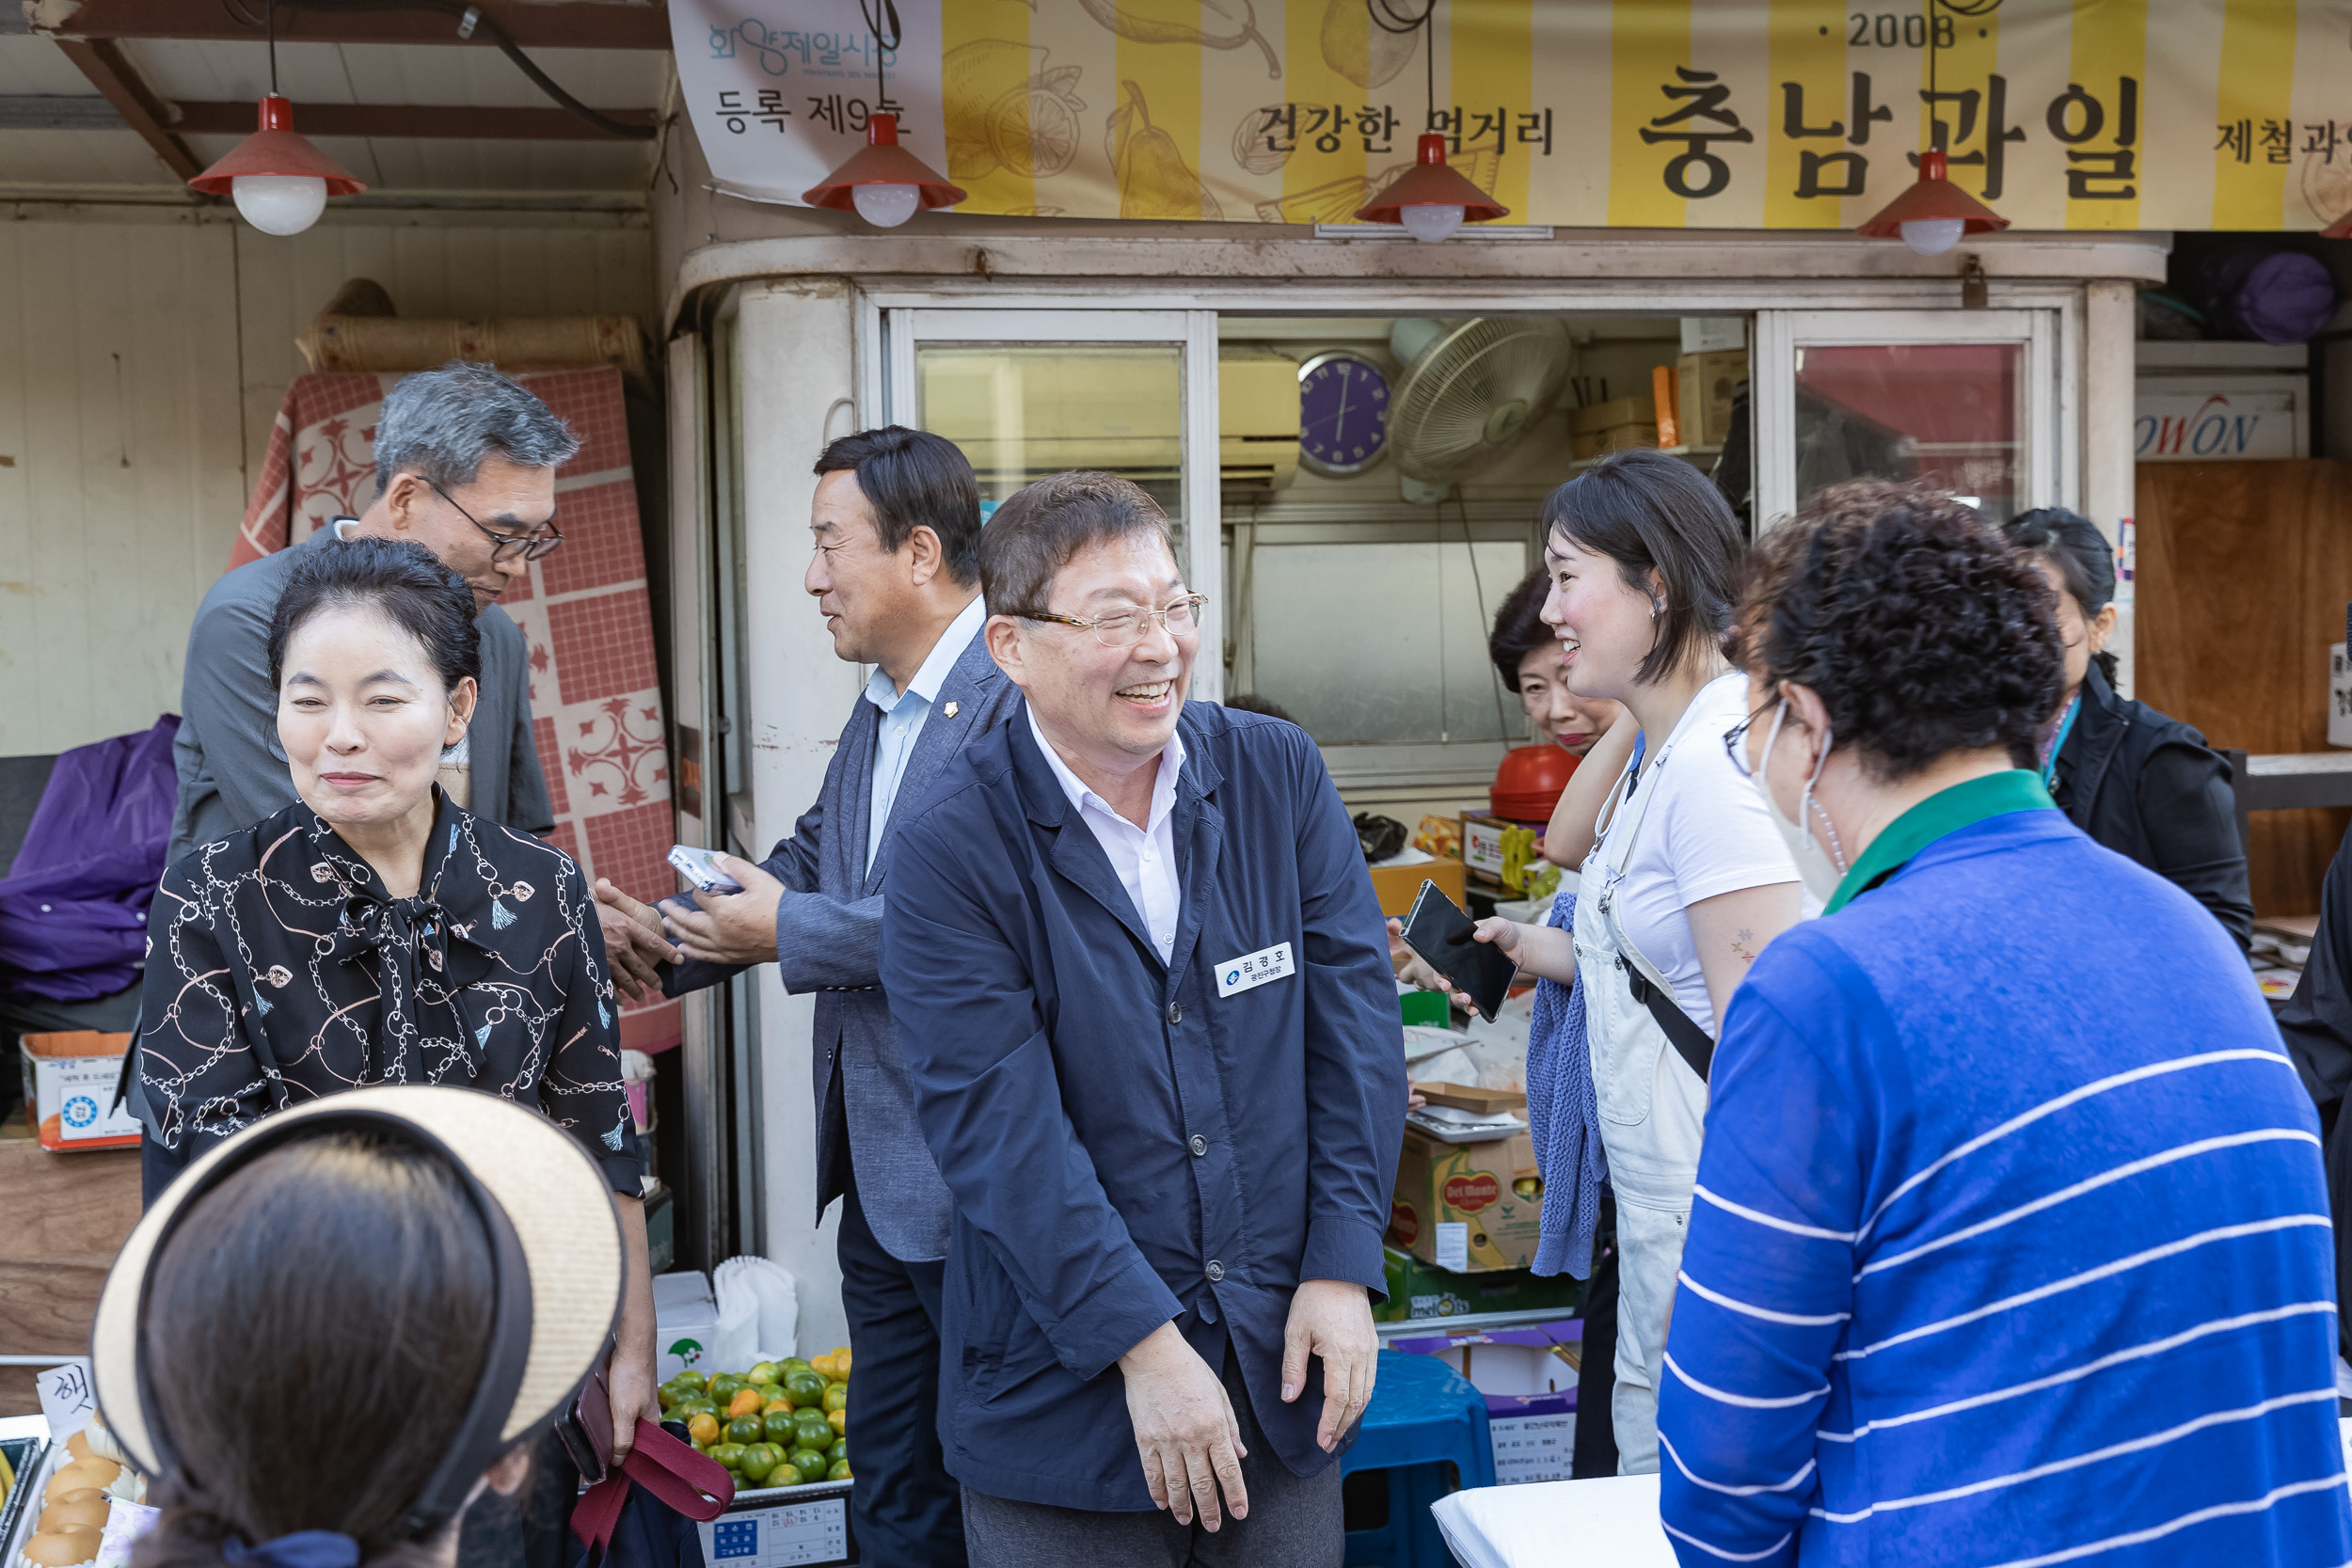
[
  {"x1": 26, "y1": 0, "x2": 672, "y2": 51},
  {"x1": 51, "y1": 37, "x2": 199, "y2": 180},
  {"x1": 174, "y1": 100, "x2": 660, "y2": 139}
]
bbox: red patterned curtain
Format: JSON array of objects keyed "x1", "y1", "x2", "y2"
[{"x1": 234, "y1": 368, "x2": 681, "y2": 1052}]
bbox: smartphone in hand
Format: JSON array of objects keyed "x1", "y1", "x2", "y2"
[
  {"x1": 666, "y1": 843, "x2": 743, "y2": 895},
  {"x1": 1397, "y1": 879, "x2": 1518, "y2": 1022}
]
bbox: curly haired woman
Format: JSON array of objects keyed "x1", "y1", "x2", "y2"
[{"x1": 1655, "y1": 483, "x2": 2348, "y2": 1567}]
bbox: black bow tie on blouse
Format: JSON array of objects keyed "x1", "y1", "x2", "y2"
[{"x1": 326, "y1": 892, "x2": 498, "y2": 995}]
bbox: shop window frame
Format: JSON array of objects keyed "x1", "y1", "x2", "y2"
[{"x1": 853, "y1": 283, "x2": 2084, "y2": 797}]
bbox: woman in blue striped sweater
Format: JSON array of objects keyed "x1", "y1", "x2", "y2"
[{"x1": 1657, "y1": 483, "x2": 2351, "y2": 1566}]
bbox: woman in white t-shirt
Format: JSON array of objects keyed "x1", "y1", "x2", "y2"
[{"x1": 1439, "y1": 449, "x2": 1802, "y2": 1475}]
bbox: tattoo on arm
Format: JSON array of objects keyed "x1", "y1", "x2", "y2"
[{"x1": 1731, "y1": 927, "x2": 1756, "y2": 965}]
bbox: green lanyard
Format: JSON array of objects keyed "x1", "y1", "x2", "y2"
[
  {"x1": 1821, "y1": 770, "x2": 2058, "y2": 916},
  {"x1": 2041, "y1": 692, "x2": 2081, "y2": 792}
]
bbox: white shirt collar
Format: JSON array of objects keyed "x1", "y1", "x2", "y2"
[
  {"x1": 1025, "y1": 706, "x2": 1185, "y2": 832},
  {"x1": 865, "y1": 594, "x2": 986, "y2": 714}
]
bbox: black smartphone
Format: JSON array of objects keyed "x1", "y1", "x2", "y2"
[{"x1": 1398, "y1": 879, "x2": 1518, "y2": 1022}]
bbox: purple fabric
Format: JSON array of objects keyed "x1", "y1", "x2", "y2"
[
  {"x1": 2235, "y1": 252, "x2": 2337, "y2": 344},
  {"x1": 0, "y1": 713, "x2": 181, "y2": 1002}
]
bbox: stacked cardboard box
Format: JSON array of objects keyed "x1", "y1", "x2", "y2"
[{"x1": 1567, "y1": 395, "x2": 1656, "y2": 460}]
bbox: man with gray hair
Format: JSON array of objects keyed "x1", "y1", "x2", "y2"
[{"x1": 167, "y1": 361, "x2": 675, "y2": 999}]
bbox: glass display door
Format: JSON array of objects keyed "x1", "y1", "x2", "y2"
[
  {"x1": 882, "y1": 309, "x2": 1225, "y2": 701},
  {"x1": 1753, "y1": 309, "x2": 2062, "y2": 527}
]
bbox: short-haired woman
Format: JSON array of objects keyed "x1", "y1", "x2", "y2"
[
  {"x1": 2002, "y1": 506, "x2": 2252, "y2": 949},
  {"x1": 1487, "y1": 568, "x2": 1623, "y2": 756},
  {"x1": 1439, "y1": 449, "x2": 1802, "y2": 1475},
  {"x1": 1660, "y1": 483, "x2": 2348, "y2": 1565},
  {"x1": 135, "y1": 538, "x2": 659, "y2": 1485}
]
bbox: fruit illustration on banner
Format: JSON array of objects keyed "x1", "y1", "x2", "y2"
[
  {"x1": 1232, "y1": 103, "x2": 1291, "y2": 174},
  {"x1": 1321, "y1": 0, "x2": 1418, "y2": 88},
  {"x1": 1073, "y1": 0, "x2": 1280, "y2": 77},
  {"x1": 943, "y1": 40, "x2": 1087, "y2": 183},
  {"x1": 1108, "y1": 80, "x2": 1221, "y2": 220}
]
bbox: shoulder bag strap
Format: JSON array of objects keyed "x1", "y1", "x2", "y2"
[
  {"x1": 1621, "y1": 960, "x2": 1713, "y2": 1084},
  {"x1": 1597, "y1": 726, "x2": 1713, "y2": 1084},
  {"x1": 620, "y1": 1419, "x2": 736, "y2": 1521}
]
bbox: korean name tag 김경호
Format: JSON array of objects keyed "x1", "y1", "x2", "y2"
[{"x1": 1216, "y1": 942, "x2": 1295, "y2": 998}]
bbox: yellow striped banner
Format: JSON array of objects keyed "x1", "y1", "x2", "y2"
[{"x1": 674, "y1": 0, "x2": 2352, "y2": 230}]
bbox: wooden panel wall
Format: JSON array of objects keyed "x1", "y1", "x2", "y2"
[
  {"x1": 2134, "y1": 458, "x2": 2352, "y2": 916},
  {"x1": 0, "y1": 209, "x2": 654, "y2": 760},
  {"x1": 0, "y1": 1142, "x2": 141, "y2": 1416},
  {"x1": 0, "y1": 216, "x2": 247, "y2": 758}
]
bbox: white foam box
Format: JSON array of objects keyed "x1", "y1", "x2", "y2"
[{"x1": 653, "y1": 1269, "x2": 719, "y2": 1383}]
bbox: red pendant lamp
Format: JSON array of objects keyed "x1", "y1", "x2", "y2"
[
  {"x1": 1856, "y1": 150, "x2": 2010, "y2": 255},
  {"x1": 802, "y1": 0, "x2": 963, "y2": 227},
  {"x1": 1349, "y1": 1, "x2": 1505, "y2": 241},
  {"x1": 1355, "y1": 134, "x2": 1510, "y2": 242},
  {"x1": 802, "y1": 113, "x2": 965, "y2": 228},
  {"x1": 188, "y1": 93, "x2": 366, "y2": 236},
  {"x1": 1864, "y1": 9, "x2": 2007, "y2": 256}
]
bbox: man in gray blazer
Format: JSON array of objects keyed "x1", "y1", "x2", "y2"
[{"x1": 597, "y1": 426, "x2": 1011, "y2": 1567}]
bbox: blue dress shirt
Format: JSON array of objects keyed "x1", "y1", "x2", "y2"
[{"x1": 863, "y1": 595, "x2": 987, "y2": 876}]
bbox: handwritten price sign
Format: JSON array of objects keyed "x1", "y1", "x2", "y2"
[{"x1": 36, "y1": 1360, "x2": 95, "y2": 1441}]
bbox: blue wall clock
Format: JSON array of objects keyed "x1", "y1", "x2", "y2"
[{"x1": 1297, "y1": 351, "x2": 1391, "y2": 477}]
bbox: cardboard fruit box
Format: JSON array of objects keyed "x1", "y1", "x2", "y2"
[
  {"x1": 1375, "y1": 1245, "x2": 1582, "y2": 1323},
  {"x1": 1388, "y1": 1110, "x2": 1543, "y2": 1274},
  {"x1": 21, "y1": 1031, "x2": 140, "y2": 1151}
]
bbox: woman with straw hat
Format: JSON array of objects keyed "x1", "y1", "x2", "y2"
[{"x1": 92, "y1": 1085, "x2": 635, "y2": 1568}]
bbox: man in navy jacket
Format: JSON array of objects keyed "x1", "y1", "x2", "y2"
[{"x1": 880, "y1": 471, "x2": 1406, "y2": 1564}]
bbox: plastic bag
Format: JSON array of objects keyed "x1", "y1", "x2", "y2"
[{"x1": 712, "y1": 1257, "x2": 798, "y2": 1366}]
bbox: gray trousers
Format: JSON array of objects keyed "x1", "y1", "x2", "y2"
[{"x1": 960, "y1": 1350, "x2": 1343, "y2": 1568}]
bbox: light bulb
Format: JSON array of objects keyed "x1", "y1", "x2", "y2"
[
  {"x1": 1400, "y1": 203, "x2": 1467, "y2": 243},
  {"x1": 851, "y1": 182, "x2": 921, "y2": 229},
  {"x1": 1899, "y1": 217, "x2": 1966, "y2": 256},
  {"x1": 231, "y1": 174, "x2": 328, "y2": 236}
]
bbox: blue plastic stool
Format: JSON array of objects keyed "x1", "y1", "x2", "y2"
[{"x1": 1340, "y1": 1348, "x2": 1495, "y2": 1568}]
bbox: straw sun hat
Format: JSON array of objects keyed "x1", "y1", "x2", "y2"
[{"x1": 90, "y1": 1085, "x2": 624, "y2": 1537}]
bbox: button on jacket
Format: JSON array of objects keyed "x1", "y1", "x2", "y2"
[{"x1": 880, "y1": 701, "x2": 1408, "y2": 1512}]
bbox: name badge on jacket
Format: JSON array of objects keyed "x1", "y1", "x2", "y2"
[{"x1": 1216, "y1": 942, "x2": 1295, "y2": 998}]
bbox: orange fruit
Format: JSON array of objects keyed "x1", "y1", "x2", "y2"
[
  {"x1": 727, "y1": 1388, "x2": 765, "y2": 1419},
  {"x1": 827, "y1": 1408, "x2": 846, "y2": 1435},
  {"x1": 762, "y1": 1397, "x2": 791, "y2": 1416},
  {"x1": 686, "y1": 1413, "x2": 720, "y2": 1446}
]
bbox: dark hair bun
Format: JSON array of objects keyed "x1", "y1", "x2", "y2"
[
  {"x1": 266, "y1": 535, "x2": 483, "y2": 696},
  {"x1": 1746, "y1": 483, "x2": 2064, "y2": 778}
]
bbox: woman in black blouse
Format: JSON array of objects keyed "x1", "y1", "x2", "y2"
[
  {"x1": 2002, "y1": 508, "x2": 2253, "y2": 950},
  {"x1": 136, "y1": 535, "x2": 660, "y2": 1474}
]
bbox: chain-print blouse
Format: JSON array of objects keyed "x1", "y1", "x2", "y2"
[{"x1": 138, "y1": 791, "x2": 641, "y2": 1193}]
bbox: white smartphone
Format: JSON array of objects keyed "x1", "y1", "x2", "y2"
[{"x1": 666, "y1": 843, "x2": 743, "y2": 895}]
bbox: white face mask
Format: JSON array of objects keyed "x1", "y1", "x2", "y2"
[{"x1": 1753, "y1": 700, "x2": 1848, "y2": 904}]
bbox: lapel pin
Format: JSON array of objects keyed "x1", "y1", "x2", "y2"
[{"x1": 943, "y1": 701, "x2": 960, "y2": 718}]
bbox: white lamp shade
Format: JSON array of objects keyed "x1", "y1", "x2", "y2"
[
  {"x1": 1400, "y1": 204, "x2": 1468, "y2": 244},
  {"x1": 850, "y1": 182, "x2": 922, "y2": 229},
  {"x1": 231, "y1": 174, "x2": 329, "y2": 236},
  {"x1": 1898, "y1": 216, "x2": 1966, "y2": 256}
]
